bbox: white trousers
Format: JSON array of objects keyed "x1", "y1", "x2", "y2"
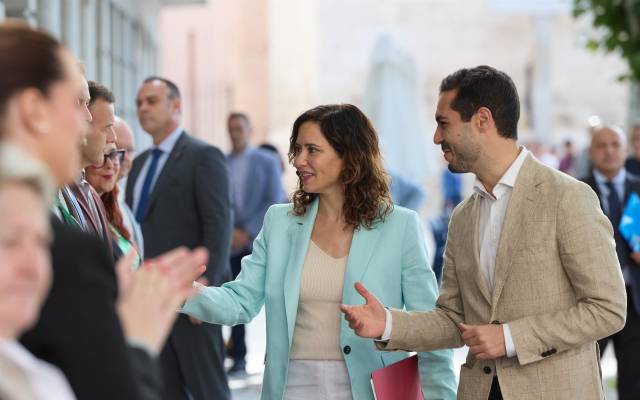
[{"x1": 284, "y1": 360, "x2": 353, "y2": 400}]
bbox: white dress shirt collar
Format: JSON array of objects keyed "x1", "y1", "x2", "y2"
[
  {"x1": 155, "y1": 125, "x2": 184, "y2": 154},
  {"x1": 593, "y1": 168, "x2": 626, "y2": 187},
  {"x1": 473, "y1": 146, "x2": 529, "y2": 200}
]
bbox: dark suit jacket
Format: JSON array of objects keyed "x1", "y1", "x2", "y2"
[
  {"x1": 126, "y1": 131, "x2": 232, "y2": 285},
  {"x1": 20, "y1": 217, "x2": 161, "y2": 400},
  {"x1": 126, "y1": 131, "x2": 232, "y2": 399},
  {"x1": 583, "y1": 172, "x2": 640, "y2": 312}
]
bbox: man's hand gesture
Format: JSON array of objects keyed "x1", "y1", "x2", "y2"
[
  {"x1": 340, "y1": 282, "x2": 387, "y2": 339},
  {"x1": 459, "y1": 323, "x2": 506, "y2": 360}
]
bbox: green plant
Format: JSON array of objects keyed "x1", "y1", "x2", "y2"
[{"x1": 573, "y1": 0, "x2": 640, "y2": 81}]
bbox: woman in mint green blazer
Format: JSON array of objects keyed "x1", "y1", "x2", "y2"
[{"x1": 182, "y1": 104, "x2": 456, "y2": 400}]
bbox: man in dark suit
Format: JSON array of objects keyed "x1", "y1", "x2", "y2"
[
  {"x1": 582, "y1": 125, "x2": 640, "y2": 400},
  {"x1": 127, "y1": 77, "x2": 232, "y2": 400}
]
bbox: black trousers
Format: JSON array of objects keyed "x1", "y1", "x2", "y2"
[
  {"x1": 598, "y1": 286, "x2": 640, "y2": 400},
  {"x1": 488, "y1": 378, "x2": 503, "y2": 400},
  {"x1": 226, "y1": 249, "x2": 251, "y2": 363}
]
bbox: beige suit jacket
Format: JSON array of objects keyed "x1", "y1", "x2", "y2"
[{"x1": 379, "y1": 155, "x2": 627, "y2": 400}]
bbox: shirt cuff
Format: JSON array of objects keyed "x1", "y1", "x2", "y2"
[
  {"x1": 503, "y1": 323, "x2": 517, "y2": 358},
  {"x1": 377, "y1": 308, "x2": 393, "y2": 342}
]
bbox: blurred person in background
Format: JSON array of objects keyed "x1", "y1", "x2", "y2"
[
  {"x1": 114, "y1": 116, "x2": 144, "y2": 258},
  {"x1": 388, "y1": 171, "x2": 426, "y2": 212},
  {"x1": 624, "y1": 123, "x2": 640, "y2": 176},
  {"x1": 86, "y1": 144, "x2": 141, "y2": 269},
  {"x1": 581, "y1": 125, "x2": 640, "y2": 400},
  {"x1": 128, "y1": 77, "x2": 232, "y2": 400},
  {"x1": 259, "y1": 142, "x2": 289, "y2": 202},
  {"x1": 558, "y1": 140, "x2": 575, "y2": 175},
  {"x1": 225, "y1": 112, "x2": 286, "y2": 374}
]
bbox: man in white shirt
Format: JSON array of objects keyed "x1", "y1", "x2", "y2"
[{"x1": 341, "y1": 65, "x2": 626, "y2": 400}]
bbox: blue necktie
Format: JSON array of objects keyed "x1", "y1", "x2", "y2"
[
  {"x1": 605, "y1": 181, "x2": 621, "y2": 230},
  {"x1": 135, "y1": 148, "x2": 163, "y2": 223}
]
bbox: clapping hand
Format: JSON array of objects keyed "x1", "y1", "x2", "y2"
[
  {"x1": 116, "y1": 246, "x2": 208, "y2": 354},
  {"x1": 340, "y1": 282, "x2": 387, "y2": 339}
]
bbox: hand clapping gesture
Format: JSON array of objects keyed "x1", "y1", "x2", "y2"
[{"x1": 115, "y1": 246, "x2": 208, "y2": 354}]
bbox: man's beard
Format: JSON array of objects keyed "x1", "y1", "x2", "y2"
[{"x1": 442, "y1": 127, "x2": 480, "y2": 174}]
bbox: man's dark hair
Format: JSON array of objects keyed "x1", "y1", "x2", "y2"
[
  {"x1": 228, "y1": 112, "x2": 250, "y2": 125},
  {"x1": 143, "y1": 76, "x2": 181, "y2": 99},
  {"x1": 440, "y1": 65, "x2": 520, "y2": 139},
  {"x1": 88, "y1": 81, "x2": 115, "y2": 106}
]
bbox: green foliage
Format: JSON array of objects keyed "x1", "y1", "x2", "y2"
[{"x1": 574, "y1": 0, "x2": 640, "y2": 82}]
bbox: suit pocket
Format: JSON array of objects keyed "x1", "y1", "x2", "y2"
[{"x1": 464, "y1": 351, "x2": 476, "y2": 369}]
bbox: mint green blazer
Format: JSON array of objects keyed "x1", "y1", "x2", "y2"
[{"x1": 182, "y1": 200, "x2": 456, "y2": 400}]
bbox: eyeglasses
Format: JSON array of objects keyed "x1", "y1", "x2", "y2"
[{"x1": 98, "y1": 149, "x2": 126, "y2": 168}]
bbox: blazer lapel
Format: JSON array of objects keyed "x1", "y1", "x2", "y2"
[
  {"x1": 468, "y1": 193, "x2": 492, "y2": 304},
  {"x1": 491, "y1": 156, "x2": 538, "y2": 309},
  {"x1": 341, "y1": 220, "x2": 383, "y2": 305},
  {"x1": 143, "y1": 132, "x2": 187, "y2": 220},
  {"x1": 69, "y1": 183, "x2": 100, "y2": 234},
  {"x1": 283, "y1": 199, "x2": 318, "y2": 345}
]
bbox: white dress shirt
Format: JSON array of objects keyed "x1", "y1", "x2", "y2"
[
  {"x1": 0, "y1": 339, "x2": 76, "y2": 400},
  {"x1": 132, "y1": 126, "x2": 184, "y2": 214},
  {"x1": 382, "y1": 147, "x2": 529, "y2": 359}
]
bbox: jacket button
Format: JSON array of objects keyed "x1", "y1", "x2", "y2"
[
  {"x1": 549, "y1": 348, "x2": 557, "y2": 355},
  {"x1": 541, "y1": 351, "x2": 549, "y2": 357},
  {"x1": 343, "y1": 345, "x2": 351, "y2": 355},
  {"x1": 483, "y1": 366, "x2": 492, "y2": 375}
]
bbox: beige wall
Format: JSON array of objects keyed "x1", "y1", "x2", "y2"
[
  {"x1": 161, "y1": 0, "x2": 630, "y2": 148},
  {"x1": 159, "y1": 0, "x2": 632, "y2": 203},
  {"x1": 159, "y1": 0, "x2": 269, "y2": 151}
]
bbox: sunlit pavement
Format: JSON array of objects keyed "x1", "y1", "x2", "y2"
[{"x1": 227, "y1": 309, "x2": 619, "y2": 400}]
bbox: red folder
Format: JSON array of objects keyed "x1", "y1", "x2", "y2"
[{"x1": 371, "y1": 354, "x2": 425, "y2": 400}]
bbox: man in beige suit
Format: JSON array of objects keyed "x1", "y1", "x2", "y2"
[{"x1": 341, "y1": 65, "x2": 627, "y2": 400}]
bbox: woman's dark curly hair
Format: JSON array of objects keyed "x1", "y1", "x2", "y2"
[{"x1": 288, "y1": 104, "x2": 392, "y2": 229}]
